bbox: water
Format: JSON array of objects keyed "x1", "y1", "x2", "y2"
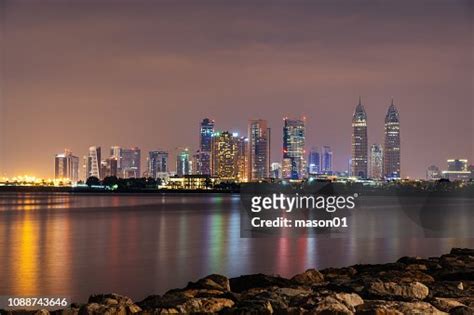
[{"x1": 0, "y1": 193, "x2": 472, "y2": 302}]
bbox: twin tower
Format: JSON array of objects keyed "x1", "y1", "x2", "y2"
[{"x1": 351, "y1": 98, "x2": 401, "y2": 179}]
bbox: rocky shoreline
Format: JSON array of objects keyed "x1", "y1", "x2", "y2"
[{"x1": 3, "y1": 248, "x2": 474, "y2": 314}]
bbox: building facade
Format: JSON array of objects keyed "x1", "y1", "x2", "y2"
[
  {"x1": 211, "y1": 131, "x2": 240, "y2": 180},
  {"x1": 148, "y1": 150, "x2": 168, "y2": 179},
  {"x1": 282, "y1": 118, "x2": 306, "y2": 179},
  {"x1": 308, "y1": 147, "x2": 321, "y2": 175},
  {"x1": 383, "y1": 100, "x2": 401, "y2": 179},
  {"x1": 121, "y1": 147, "x2": 141, "y2": 178},
  {"x1": 176, "y1": 148, "x2": 191, "y2": 177},
  {"x1": 87, "y1": 146, "x2": 101, "y2": 179},
  {"x1": 351, "y1": 99, "x2": 368, "y2": 178},
  {"x1": 54, "y1": 149, "x2": 79, "y2": 182},
  {"x1": 369, "y1": 144, "x2": 383, "y2": 179},
  {"x1": 248, "y1": 119, "x2": 270, "y2": 181},
  {"x1": 197, "y1": 118, "x2": 215, "y2": 175},
  {"x1": 321, "y1": 145, "x2": 333, "y2": 174}
]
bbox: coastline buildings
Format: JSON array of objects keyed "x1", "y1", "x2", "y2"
[
  {"x1": 87, "y1": 146, "x2": 102, "y2": 179},
  {"x1": 308, "y1": 147, "x2": 321, "y2": 175},
  {"x1": 211, "y1": 131, "x2": 247, "y2": 181},
  {"x1": 442, "y1": 159, "x2": 470, "y2": 181},
  {"x1": 321, "y1": 145, "x2": 333, "y2": 174},
  {"x1": 148, "y1": 150, "x2": 168, "y2": 179},
  {"x1": 369, "y1": 144, "x2": 383, "y2": 179},
  {"x1": 426, "y1": 165, "x2": 441, "y2": 181},
  {"x1": 121, "y1": 147, "x2": 141, "y2": 178},
  {"x1": 248, "y1": 119, "x2": 270, "y2": 181},
  {"x1": 383, "y1": 100, "x2": 401, "y2": 179},
  {"x1": 176, "y1": 148, "x2": 191, "y2": 176},
  {"x1": 196, "y1": 118, "x2": 214, "y2": 175},
  {"x1": 54, "y1": 150, "x2": 79, "y2": 182},
  {"x1": 351, "y1": 98, "x2": 368, "y2": 178},
  {"x1": 282, "y1": 118, "x2": 306, "y2": 179}
]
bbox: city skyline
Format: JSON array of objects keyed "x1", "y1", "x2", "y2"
[{"x1": 0, "y1": 1, "x2": 472, "y2": 178}]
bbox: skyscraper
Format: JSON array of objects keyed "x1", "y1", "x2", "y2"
[
  {"x1": 248, "y1": 119, "x2": 270, "y2": 181},
  {"x1": 236, "y1": 135, "x2": 249, "y2": 182},
  {"x1": 308, "y1": 147, "x2": 321, "y2": 175},
  {"x1": 383, "y1": 100, "x2": 401, "y2": 179},
  {"x1": 282, "y1": 118, "x2": 306, "y2": 179},
  {"x1": 121, "y1": 147, "x2": 141, "y2": 178},
  {"x1": 54, "y1": 149, "x2": 79, "y2": 182},
  {"x1": 197, "y1": 118, "x2": 215, "y2": 175},
  {"x1": 351, "y1": 98, "x2": 368, "y2": 178},
  {"x1": 321, "y1": 145, "x2": 333, "y2": 174},
  {"x1": 148, "y1": 150, "x2": 169, "y2": 179},
  {"x1": 87, "y1": 146, "x2": 101, "y2": 179},
  {"x1": 110, "y1": 146, "x2": 122, "y2": 171},
  {"x1": 176, "y1": 148, "x2": 191, "y2": 177},
  {"x1": 369, "y1": 144, "x2": 383, "y2": 179},
  {"x1": 211, "y1": 131, "x2": 240, "y2": 180}
]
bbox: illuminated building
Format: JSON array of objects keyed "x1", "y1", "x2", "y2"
[
  {"x1": 54, "y1": 149, "x2": 79, "y2": 182},
  {"x1": 308, "y1": 147, "x2": 320, "y2": 175},
  {"x1": 236, "y1": 136, "x2": 249, "y2": 182},
  {"x1": 426, "y1": 165, "x2": 441, "y2": 181},
  {"x1": 110, "y1": 146, "x2": 122, "y2": 170},
  {"x1": 383, "y1": 100, "x2": 401, "y2": 179},
  {"x1": 176, "y1": 148, "x2": 191, "y2": 176},
  {"x1": 369, "y1": 144, "x2": 383, "y2": 179},
  {"x1": 87, "y1": 146, "x2": 101, "y2": 179},
  {"x1": 351, "y1": 98, "x2": 368, "y2": 178},
  {"x1": 248, "y1": 119, "x2": 270, "y2": 181},
  {"x1": 121, "y1": 147, "x2": 141, "y2": 178},
  {"x1": 442, "y1": 159, "x2": 470, "y2": 181},
  {"x1": 321, "y1": 145, "x2": 333, "y2": 174},
  {"x1": 271, "y1": 162, "x2": 282, "y2": 179},
  {"x1": 148, "y1": 150, "x2": 168, "y2": 179},
  {"x1": 166, "y1": 175, "x2": 213, "y2": 190},
  {"x1": 282, "y1": 118, "x2": 306, "y2": 179},
  {"x1": 101, "y1": 157, "x2": 118, "y2": 178},
  {"x1": 211, "y1": 131, "x2": 242, "y2": 180},
  {"x1": 197, "y1": 118, "x2": 215, "y2": 175}
]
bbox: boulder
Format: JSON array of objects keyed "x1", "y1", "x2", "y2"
[
  {"x1": 291, "y1": 269, "x2": 325, "y2": 285},
  {"x1": 229, "y1": 274, "x2": 293, "y2": 293},
  {"x1": 367, "y1": 280, "x2": 429, "y2": 301}
]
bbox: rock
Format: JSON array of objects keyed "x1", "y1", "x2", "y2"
[
  {"x1": 367, "y1": 280, "x2": 430, "y2": 301},
  {"x1": 186, "y1": 274, "x2": 231, "y2": 292},
  {"x1": 449, "y1": 306, "x2": 474, "y2": 315},
  {"x1": 291, "y1": 269, "x2": 325, "y2": 285},
  {"x1": 222, "y1": 299, "x2": 273, "y2": 314},
  {"x1": 356, "y1": 300, "x2": 447, "y2": 314},
  {"x1": 229, "y1": 273, "x2": 293, "y2": 293},
  {"x1": 430, "y1": 297, "x2": 466, "y2": 312},
  {"x1": 450, "y1": 249, "x2": 474, "y2": 256},
  {"x1": 307, "y1": 295, "x2": 353, "y2": 314}
]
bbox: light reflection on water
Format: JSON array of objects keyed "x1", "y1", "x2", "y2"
[{"x1": 0, "y1": 193, "x2": 472, "y2": 302}]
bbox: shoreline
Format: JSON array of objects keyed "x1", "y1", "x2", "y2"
[{"x1": 2, "y1": 248, "x2": 473, "y2": 314}]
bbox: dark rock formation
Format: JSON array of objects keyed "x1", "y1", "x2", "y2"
[{"x1": 2, "y1": 248, "x2": 473, "y2": 314}]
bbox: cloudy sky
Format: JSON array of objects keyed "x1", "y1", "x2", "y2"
[{"x1": 0, "y1": 0, "x2": 472, "y2": 178}]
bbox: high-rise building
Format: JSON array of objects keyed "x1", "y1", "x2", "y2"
[
  {"x1": 101, "y1": 157, "x2": 118, "y2": 178},
  {"x1": 442, "y1": 159, "x2": 470, "y2": 181},
  {"x1": 87, "y1": 146, "x2": 101, "y2": 179},
  {"x1": 321, "y1": 145, "x2": 333, "y2": 174},
  {"x1": 211, "y1": 131, "x2": 240, "y2": 180},
  {"x1": 282, "y1": 118, "x2": 306, "y2": 179},
  {"x1": 197, "y1": 118, "x2": 215, "y2": 175},
  {"x1": 54, "y1": 149, "x2": 79, "y2": 182},
  {"x1": 383, "y1": 100, "x2": 401, "y2": 179},
  {"x1": 271, "y1": 162, "x2": 282, "y2": 179},
  {"x1": 121, "y1": 147, "x2": 141, "y2": 178},
  {"x1": 236, "y1": 135, "x2": 249, "y2": 182},
  {"x1": 110, "y1": 146, "x2": 122, "y2": 171},
  {"x1": 426, "y1": 165, "x2": 441, "y2": 181},
  {"x1": 308, "y1": 147, "x2": 321, "y2": 175},
  {"x1": 176, "y1": 148, "x2": 191, "y2": 177},
  {"x1": 248, "y1": 119, "x2": 270, "y2": 181},
  {"x1": 148, "y1": 150, "x2": 168, "y2": 179},
  {"x1": 369, "y1": 144, "x2": 383, "y2": 179},
  {"x1": 351, "y1": 98, "x2": 368, "y2": 178}
]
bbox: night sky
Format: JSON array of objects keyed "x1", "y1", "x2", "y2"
[{"x1": 0, "y1": 0, "x2": 472, "y2": 179}]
